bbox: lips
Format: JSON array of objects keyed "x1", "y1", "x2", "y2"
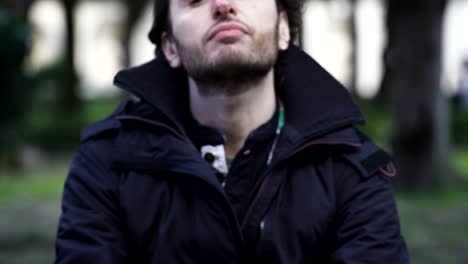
[{"x1": 207, "y1": 22, "x2": 248, "y2": 41}]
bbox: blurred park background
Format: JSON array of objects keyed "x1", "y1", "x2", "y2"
[{"x1": 1, "y1": 0, "x2": 468, "y2": 263}]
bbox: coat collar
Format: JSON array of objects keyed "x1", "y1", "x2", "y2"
[{"x1": 113, "y1": 45, "x2": 365, "y2": 142}]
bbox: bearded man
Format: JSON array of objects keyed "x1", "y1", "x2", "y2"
[{"x1": 55, "y1": 0, "x2": 409, "y2": 263}]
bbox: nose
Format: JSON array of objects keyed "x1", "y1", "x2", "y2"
[{"x1": 211, "y1": 0, "x2": 236, "y2": 19}]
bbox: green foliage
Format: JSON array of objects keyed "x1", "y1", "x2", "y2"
[
  {"x1": 355, "y1": 98, "x2": 392, "y2": 148},
  {"x1": 84, "y1": 97, "x2": 123, "y2": 124},
  {"x1": 19, "y1": 94, "x2": 121, "y2": 152},
  {"x1": 453, "y1": 148, "x2": 468, "y2": 180},
  {"x1": 18, "y1": 99, "x2": 83, "y2": 151},
  {"x1": 0, "y1": 10, "x2": 33, "y2": 159},
  {"x1": 17, "y1": 57, "x2": 123, "y2": 151},
  {"x1": 452, "y1": 107, "x2": 468, "y2": 146}
]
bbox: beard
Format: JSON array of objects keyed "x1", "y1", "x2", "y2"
[{"x1": 173, "y1": 21, "x2": 279, "y2": 96}]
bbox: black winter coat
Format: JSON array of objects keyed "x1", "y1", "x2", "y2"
[{"x1": 55, "y1": 46, "x2": 409, "y2": 263}]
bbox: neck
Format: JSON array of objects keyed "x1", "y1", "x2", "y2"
[{"x1": 189, "y1": 70, "x2": 277, "y2": 157}]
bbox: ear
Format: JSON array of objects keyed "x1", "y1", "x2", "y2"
[
  {"x1": 161, "y1": 32, "x2": 181, "y2": 68},
  {"x1": 277, "y1": 11, "x2": 290, "y2": 51}
]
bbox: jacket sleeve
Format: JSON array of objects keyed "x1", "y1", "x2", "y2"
[
  {"x1": 55, "y1": 142, "x2": 127, "y2": 263},
  {"x1": 330, "y1": 157, "x2": 409, "y2": 263}
]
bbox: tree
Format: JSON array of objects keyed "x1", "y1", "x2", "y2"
[
  {"x1": 61, "y1": 0, "x2": 80, "y2": 114},
  {"x1": 381, "y1": 0, "x2": 450, "y2": 190},
  {"x1": 121, "y1": 0, "x2": 149, "y2": 67},
  {"x1": 309, "y1": 0, "x2": 358, "y2": 94},
  {"x1": 0, "y1": 0, "x2": 35, "y2": 170},
  {"x1": 348, "y1": 0, "x2": 358, "y2": 94}
]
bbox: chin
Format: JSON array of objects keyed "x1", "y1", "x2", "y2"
[
  {"x1": 211, "y1": 41, "x2": 248, "y2": 53},
  {"x1": 210, "y1": 45, "x2": 251, "y2": 62}
]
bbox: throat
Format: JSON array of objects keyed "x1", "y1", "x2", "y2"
[{"x1": 188, "y1": 71, "x2": 277, "y2": 157}]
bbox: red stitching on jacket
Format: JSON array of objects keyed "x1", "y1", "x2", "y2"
[{"x1": 379, "y1": 162, "x2": 397, "y2": 177}]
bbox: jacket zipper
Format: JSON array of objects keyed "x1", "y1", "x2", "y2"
[{"x1": 240, "y1": 139, "x2": 362, "y2": 231}]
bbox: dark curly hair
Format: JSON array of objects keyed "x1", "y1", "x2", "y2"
[{"x1": 148, "y1": 0, "x2": 304, "y2": 59}]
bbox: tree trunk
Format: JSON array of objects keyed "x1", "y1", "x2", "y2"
[
  {"x1": 376, "y1": 0, "x2": 395, "y2": 103},
  {"x1": 1, "y1": 0, "x2": 36, "y2": 18},
  {"x1": 61, "y1": 0, "x2": 80, "y2": 114},
  {"x1": 348, "y1": 0, "x2": 358, "y2": 94},
  {"x1": 0, "y1": 0, "x2": 36, "y2": 171},
  {"x1": 121, "y1": 0, "x2": 148, "y2": 67},
  {"x1": 383, "y1": 0, "x2": 450, "y2": 190}
]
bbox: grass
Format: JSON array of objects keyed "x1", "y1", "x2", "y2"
[
  {"x1": 397, "y1": 188, "x2": 468, "y2": 264},
  {"x1": 0, "y1": 164, "x2": 67, "y2": 203}
]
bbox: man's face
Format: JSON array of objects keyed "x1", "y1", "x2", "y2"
[{"x1": 162, "y1": 0, "x2": 290, "y2": 95}]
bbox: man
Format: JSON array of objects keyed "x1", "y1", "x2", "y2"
[{"x1": 55, "y1": 0, "x2": 409, "y2": 263}]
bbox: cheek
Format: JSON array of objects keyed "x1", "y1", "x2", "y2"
[
  {"x1": 247, "y1": 6, "x2": 279, "y2": 33},
  {"x1": 171, "y1": 19, "x2": 190, "y2": 39},
  {"x1": 173, "y1": 20, "x2": 205, "y2": 47},
  {"x1": 170, "y1": 6, "x2": 210, "y2": 41}
]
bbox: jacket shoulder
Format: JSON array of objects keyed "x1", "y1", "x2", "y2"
[{"x1": 340, "y1": 131, "x2": 396, "y2": 178}]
